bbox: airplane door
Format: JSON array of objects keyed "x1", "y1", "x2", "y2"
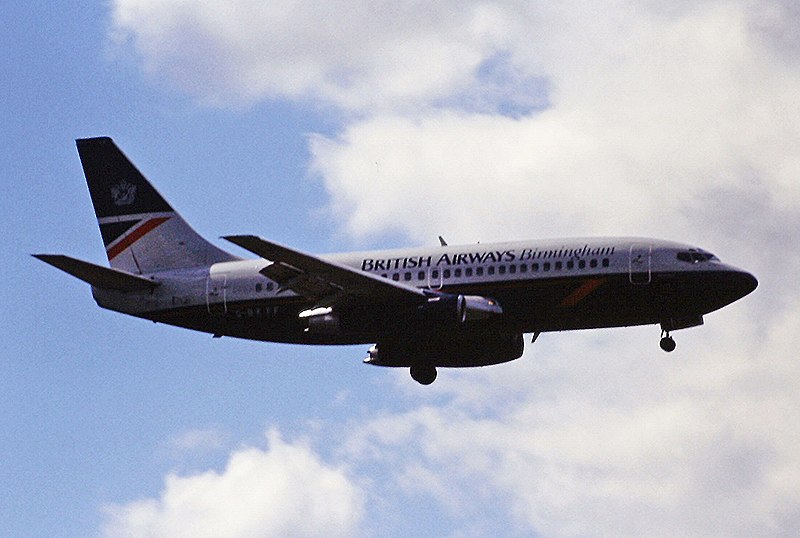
[
  {"x1": 206, "y1": 274, "x2": 228, "y2": 314},
  {"x1": 427, "y1": 267, "x2": 443, "y2": 290},
  {"x1": 629, "y1": 243, "x2": 652, "y2": 284}
]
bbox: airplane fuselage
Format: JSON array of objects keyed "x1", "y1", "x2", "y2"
[
  {"x1": 93, "y1": 237, "x2": 756, "y2": 347},
  {"x1": 37, "y1": 138, "x2": 757, "y2": 384}
]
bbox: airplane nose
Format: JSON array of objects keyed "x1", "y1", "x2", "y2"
[
  {"x1": 686, "y1": 267, "x2": 758, "y2": 315},
  {"x1": 734, "y1": 270, "x2": 758, "y2": 297},
  {"x1": 720, "y1": 269, "x2": 758, "y2": 304}
]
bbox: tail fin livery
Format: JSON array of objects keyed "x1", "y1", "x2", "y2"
[{"x1": 76, "y1": 137, "x2": 237, "y2": 273}]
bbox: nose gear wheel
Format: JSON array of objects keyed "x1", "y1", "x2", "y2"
[{"x1": 659, "y1": 330, "x2": 676, "y2": 352}]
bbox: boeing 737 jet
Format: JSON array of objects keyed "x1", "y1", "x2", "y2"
[{"x1": 35, "y1": 138, "x2": 758, "y2": 384}]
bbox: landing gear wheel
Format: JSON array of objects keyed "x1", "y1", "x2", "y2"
[
  {"x1": 410, "y1": 365, "x2": 437, "y2": 385},
  {"x1": 659, "y1": 332, "x2": 676, "y2": 352}
]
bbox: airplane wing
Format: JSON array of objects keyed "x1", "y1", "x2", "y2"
[
  {"x1": 33, "y1": 254, "x2": 159, "y2": 291},
  {"x1": 222, "y1": 235, "x2": 427, "y2": 304}
]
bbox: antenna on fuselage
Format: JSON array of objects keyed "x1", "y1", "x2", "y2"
[{"x1": 438, "y1": 236, "x2": 448, "y2": 246}]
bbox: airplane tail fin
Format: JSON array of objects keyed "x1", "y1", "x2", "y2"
[{"x1": 77, "y1": 137, "x2": 237, "y2": 274}]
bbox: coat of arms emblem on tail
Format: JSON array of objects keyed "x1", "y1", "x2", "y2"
[{"x1": 111, "y1": 179, "x2": 137, "y2": 206}]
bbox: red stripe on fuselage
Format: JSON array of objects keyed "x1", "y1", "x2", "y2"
[
  {"x1": 559, "y1": 277, "x2": 606, "y2": 307},
  {"x1": 107, "y1": 217, "x2": 170, "y2": 261}
]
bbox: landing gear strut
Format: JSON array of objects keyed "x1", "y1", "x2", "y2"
[
  {"x1": 410, "y1": 365, "x2": 437, "y2": 385},
  {"x1": 659, "y1": 330, "x2": 676, "y2": 352}
]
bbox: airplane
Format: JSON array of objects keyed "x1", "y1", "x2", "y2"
[{"x1": 35, "y1": 137, "x2": 758, "y2": 385}]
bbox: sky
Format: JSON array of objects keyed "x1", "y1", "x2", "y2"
[{"x1": 3, "y1": 1, "x2": 800, "y2": 536}]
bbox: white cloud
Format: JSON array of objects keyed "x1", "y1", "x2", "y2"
[
  {"x1": 102, "y1": 431, "x2": 364, "y2": 538},
  {"x1": 110, "y1": 0, "x2": 518, "y2": 111},
  {"x1": 110, "y1": 1, "x2": 800, "y2": 243},
  {"x1": 307, "y1": 1, "x2": 800, "y2": 243}
]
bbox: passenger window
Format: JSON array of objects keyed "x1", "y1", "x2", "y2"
[
  {"x1": 532, "y1": 263, "x2": 539, "y2": 272},
  {"x1": 509, "y1": 265, "x2": 516, "y2": 274},
  {"x1": 431, "y1": 270, "x2": 439, "y2": 279},
  {"x1": 602, "y1": 258, "x2": 609, "y2": 268},
  {"x1": 454, "y1": 268, "x2": 462, "y2": 277},
  {"x1": 498, "y1": 265, "x2": 506, "y2": 275},
  {"x1": 255, "y1": 283, "x2": 263, "y2": 292},
  {"x1": 465, "y1": 267, "x2": 473, "y2": 277},
  {"x1": 555, "y1": 261, "x2": 562, "y2": 270},
  {"x1": 266, "y1": 282, "x2": 274, "y2": 291},
  {"x1": 404, "y1": 272, "x2": 412, "y2": 281},
  {"x1": 567, "y1": 260, "x2": 574, "y2": 270},
  {"x1": 392, "y1": 273, "x2": 399, "y2": 281},
  {"x1": 578, "y1": 260, "x2": 586, "y2": 269},
  {"x1": 590, "y1": 259, "x2": 598, "y2": 268},
  {"x1": 488, "y1": 266, "x2": 495, "y2": 275},
  {"x1": 418, "y1": 271, "x2": 426, "y2": 280},
  {"x1": 520, "y1": 263, "x2": 527, "y2": 273},
  {"x1": 543, "y1": 262, "x2": 551, "y2": 271},
  {"x1": 476, "y1": 267, "x2": 484, "y2": 276},
  {"x1": 443, "y1": 269, "x2": 451, "y2": 279}
]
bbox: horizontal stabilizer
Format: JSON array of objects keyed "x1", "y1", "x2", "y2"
[{"x1": 33, "y1": 254, "x2": 159, "y2": 291}]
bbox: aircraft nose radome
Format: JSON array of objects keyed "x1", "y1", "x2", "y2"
[
  {"x1": 740, "y1": 271, "x2": 758, "y2": 297},
  {"x1": 724, "y1": 269, "x2": 758, "y2": 302},
  {"x1": 694, "y1": 268, "x2": 758, "y2": 314}
]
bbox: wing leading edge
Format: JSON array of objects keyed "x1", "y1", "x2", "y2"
[{"x1": 222, "y1": 235, "x2": 427, "y2": 303}]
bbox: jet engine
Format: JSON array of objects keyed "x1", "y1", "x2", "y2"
[{"x1": 299, "y1": 307, "x2": 340, "y2": 335}]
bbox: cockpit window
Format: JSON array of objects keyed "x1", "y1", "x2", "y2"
[{"x1": 677, "y1": 249, "x2": 719, "y2": 263}]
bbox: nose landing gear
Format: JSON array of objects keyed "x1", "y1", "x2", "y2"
[{"x1": 659, "y1": 330, "x2": 676, "y2": 352}]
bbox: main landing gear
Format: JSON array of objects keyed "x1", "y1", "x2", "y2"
[
  {"x1": 659, "y1": 330, "x2": 676, "y2": 352},
  {"x1": 410, "y1": 364, "x2": 437, "y2": 385}
]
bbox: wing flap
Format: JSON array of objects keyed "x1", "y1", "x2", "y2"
[
  {"x1": 33, "y1": 254, "x2": 159, "y2": 292},
  {"x1": 223, "y1": 235, "x2": 426, "y2": 302}
]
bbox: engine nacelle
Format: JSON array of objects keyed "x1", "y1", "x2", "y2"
[
  {"x1": 306, "y1": 312, "x2": 339, "y2": 334},
  {"x1": 418, "y1": 294, "x2": 502, "y2": 324},
  {"x1": 462, "y1": 295, "x2": 503, "y2": 321},
  {"x1": 365, "y1": 331, "x2": 523, "y2": 368}
]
